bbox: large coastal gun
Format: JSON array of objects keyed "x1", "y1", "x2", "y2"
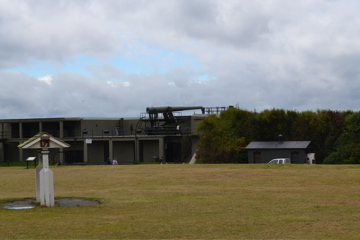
[
  {"x1": 135, "y1": 106, "x2": 204, "y2": 135},
  {"x1": 146, "y1": 106, "x2": 204, "y2": 127}
]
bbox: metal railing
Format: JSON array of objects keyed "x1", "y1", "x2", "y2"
[{"x1": 1, "y1": 127, "x2": 194, "y2": 140}]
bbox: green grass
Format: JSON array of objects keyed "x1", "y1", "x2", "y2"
[{"x1": 0, "y1": 164, "x2": 359, "y2": 239}]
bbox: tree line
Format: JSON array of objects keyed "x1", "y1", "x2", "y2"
[{"x1": 196, "y1": 107, "x2": 360, "y2": 164}]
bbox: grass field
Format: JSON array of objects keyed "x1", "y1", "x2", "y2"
[{"x1": 0, "y1": 164, "x2": 359, "y2": 239}]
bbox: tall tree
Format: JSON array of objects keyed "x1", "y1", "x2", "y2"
[
  {"x1": 324, "y1": 111, "x2": 360, "y2": 164},
  {"x1": 196, "y1": 108, "x2": 248, "y2": 163},
  {"x1": 196, "y1": 107, "x2": 350, "y2": 164}
]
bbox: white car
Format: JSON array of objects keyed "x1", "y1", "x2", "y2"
[{"x1": 268, "y1": 158, "x2": 291, "y2": 164}]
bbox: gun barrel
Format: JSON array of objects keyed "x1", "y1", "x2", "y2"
[{"x1": 146, "y1": 106, "x2": 204, "y2": 114}]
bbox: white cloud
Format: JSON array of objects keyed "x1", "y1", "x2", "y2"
[
  {"x1": 1, "y1": 0, "x2": 360, "y2": 119},
  {"x1": 107, "y1": 81, "x2": 131, "y2": 88},
  {"x1": 122, "y1": 82, "x2": 130, "y2": 87},
  {"x1": 37, "y1": 75, "x2": 53, "y2": 85}
]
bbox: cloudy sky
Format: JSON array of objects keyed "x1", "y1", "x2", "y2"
[{"x1": 1, "y1": 0, "x2": 360, "y2": 119}]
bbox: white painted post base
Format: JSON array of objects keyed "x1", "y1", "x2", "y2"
[
  {"x1": 37, "y1": 150, "x2": 55, "y2": 207},
  {"x1": 20, "y1": 133, "x2": 69, "y2": 207},
  {"x1": 39, "y1": 168, "x2": 54, "y2": 207},
  {"x1": 35, "y1": 164, "x2": 42, "y2": 202}
]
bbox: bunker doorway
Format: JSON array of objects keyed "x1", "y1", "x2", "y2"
[{"x1": 166, "y1": 142, "x2": 182, "y2": 163}]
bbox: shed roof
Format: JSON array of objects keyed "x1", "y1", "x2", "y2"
[{"x1": 246, "y1": 141, "x2": 311, "y2": 150}]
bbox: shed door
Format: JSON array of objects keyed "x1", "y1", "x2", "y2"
[
  {"x1": 291, "y1": 151, "x2": 300, "y2": 163},
  {"x1": 253, "y1": 152, "x2": 262, "y2": 163}
]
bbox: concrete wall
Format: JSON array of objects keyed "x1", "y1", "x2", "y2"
[
  {"x1": 113, "y1": 140, "x2": 135, "y2": 164},
  {"x1": 81, "y1": 119, "x2": 119, "y2": 136},
  {"x1": 80, "y1": 118, "x2": 140, "y2": 137},
  {"x1": 140, "y1": 140, "x2": 159, "y2": 162},
  {"x1": 191, "y1": 115, "x2": 206, "y2": 135},
  {"x1": 121, "y1": 119, "x2": 139, "y2": 136},
  {"x1": 0, "y1": 113, "x2": 207, "y2": 164},
  {"x1": 87, "y1": 140, "x2": 108, "y2": 164}
]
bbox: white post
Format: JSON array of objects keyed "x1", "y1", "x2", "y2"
[
  {"x1": 20, "y1": 133, "x2": 69, "y2": 207},
  {"x1": 36, "y1": 151, "x2": 42, "y2": 202},
  {"x1": 35, "y1": 164, "x2": 42, "y2": 202},
  {"x1": 39, "y1": 150, "x2": 54, "y2": 207}
]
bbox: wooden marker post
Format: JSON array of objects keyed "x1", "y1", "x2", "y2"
[{"x1": 18, "y1": 133, "x2": 70, "y2": 207}]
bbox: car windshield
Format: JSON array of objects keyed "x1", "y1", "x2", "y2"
[{"x1": 269, "y1": 160, "x2": 278, "y2": 164}]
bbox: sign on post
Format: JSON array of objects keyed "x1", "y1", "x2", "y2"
[
  {"x1": 26, "y1": 157, "x2": 37, "y2": 169},
  {"x1": 18, "y1": 132, "x2": 70, "y2": 207},
  {"x1": 40, "y1": 136, "x2": 50, "y2": 148}
]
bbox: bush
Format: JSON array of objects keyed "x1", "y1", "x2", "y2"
[{"x1": 323, "y1": 152, "x2": 340, "y2": 164}]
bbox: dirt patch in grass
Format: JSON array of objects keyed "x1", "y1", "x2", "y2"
[
  {"x1": 3, "y1": 199, "x2": 37, "y2": 209},
  {"x1": 56, "y1": 198, "x2": 100, "y2": 207},
  {"x1": 3, "y1": 198, "x2": 99, "y2": 209}
]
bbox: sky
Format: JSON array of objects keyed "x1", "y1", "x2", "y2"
[{"x1": 1, "y1": 0, "x2": 360, "y2": 119}]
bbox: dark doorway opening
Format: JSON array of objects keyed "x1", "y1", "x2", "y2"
[
  {"x1": 65, "y1": 150, "x2": 83, "y2": 164},
  {"x1": 103, "y1": 141, "x2": 109, "y2": 162},
  {"x1": 166, "y1": 142, "x2": 182, "y2": 163}
]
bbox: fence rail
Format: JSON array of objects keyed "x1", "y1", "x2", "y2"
[{"x1": 0, "y1": 127, "x2": 194, "y2": 140}]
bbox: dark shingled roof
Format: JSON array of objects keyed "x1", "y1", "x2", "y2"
[{"x1": 246, "y1": 141, "x2": 311, "y2": 150}]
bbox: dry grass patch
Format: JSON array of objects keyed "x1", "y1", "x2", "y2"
[{"x1": 0, "y1": 164, "x2": 359, "y2": 239}]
